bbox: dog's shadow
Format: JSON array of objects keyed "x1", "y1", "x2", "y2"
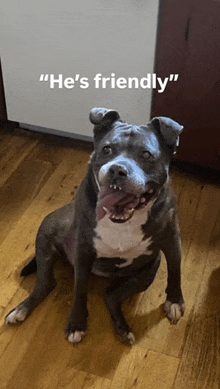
[
  {"x1": 121, "y1": 290, "x2": 165, "y2": 344},
  {"x1": 129, "y1": 304, "x2": 165, "y2": 342}
]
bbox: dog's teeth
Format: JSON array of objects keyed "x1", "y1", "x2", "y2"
[
  {"x1": 110, "y1": 184, "x2": 121, "y2": 190},
  {"x1": 141, "y1": 197, "x2": 146, "y2": 203},
  {"x1": 128, "y1": 208, "x2": 134, "y2": 215},
  {"x1": 103, "y1": 206, "x2": 111, "y2": 216},
  {"x1": 148, "y1": 189, "x2": 154, "y2": 194}
]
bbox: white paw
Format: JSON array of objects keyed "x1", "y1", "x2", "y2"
[
  {"x1": 67, "y1": 330, "x2": 86, "y2": 344},
  {"x1": 126, "y1": 332, "x2": 136, "y2": 345},
  {"x1": 119, "y1": 331, "x2": 136, "y2": 345},
  {"x1": 164, "y1": 301, "x2": 185, "y2": 324},
  {"x1": 5, "y1": 307, "x2": 27, "y2": 324}
]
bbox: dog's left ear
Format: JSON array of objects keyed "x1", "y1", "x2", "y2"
[
  {"x1": 89, "y1": 107, "x2": 120, "y2": 141},
  {"x1": 150, "y1": 117, "x2": 184, "y2": 154}
]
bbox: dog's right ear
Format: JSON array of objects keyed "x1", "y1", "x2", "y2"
[
  {"x1": 89, "y1": 107, "x2": 120, "y2": 141},
  {"x1": 149, "y1": 116, "x2": 184, "y2": 155}
]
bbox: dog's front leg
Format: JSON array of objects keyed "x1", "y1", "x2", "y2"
[
  {"x1": 66, "y1": 242, "x2": 95, "y2": 344},
  {"x1": 161, "y1": 216, "x2": 185, "y2": 324}
]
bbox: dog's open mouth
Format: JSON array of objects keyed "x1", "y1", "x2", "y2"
[{"x1": 97, "y1": 185, "x2": 156, "y2": 223}]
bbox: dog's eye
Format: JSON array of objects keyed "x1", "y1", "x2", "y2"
[
  {"x1": 102, "y1": 146, "x2": 112, "y2": 155},
  {"x1": 142, "y1": 150, "x2": 151, "y2": 160}
]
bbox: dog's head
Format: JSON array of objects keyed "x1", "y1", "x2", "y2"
[{"x1": 90, "y1": 107, "x2": 183, "y2": 223}]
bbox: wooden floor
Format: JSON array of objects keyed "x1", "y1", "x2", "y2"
[{"x1": 0, "y1": 127, "x2": 219, "y2": 389}]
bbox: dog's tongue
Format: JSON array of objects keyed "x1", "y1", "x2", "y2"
[{"x1": 97, "y1": 187, "x2": 138, "y2": 220}]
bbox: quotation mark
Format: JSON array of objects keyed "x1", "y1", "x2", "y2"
[
  {"x1": 39, "y1": 74, "x2": 49, "y2": 81},
  {"x1": 169, "y1": 74, "x2": 179, "y2": 81}
]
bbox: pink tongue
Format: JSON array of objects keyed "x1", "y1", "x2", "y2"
[{"x1": 97, "y1": 188, "x2": 136, "y2": 220}]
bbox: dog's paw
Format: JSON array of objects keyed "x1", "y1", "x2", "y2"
[
  {"x1": 67, "y1": 330, "x2": 86, "y2": 344},
  {"x1": 164, "y1": 300, "x2": 185, "y2": 324},
  {"x1": 5, "y1": 307, "x2": 28, "y2": 324},
  {"x1": 116, "y1": 330, "x2": 136, "y2": 345},
  {"x1": 122, "y1": 331, "x2": 136, "y2": 345},
  {"x1": 65, "y1": 313, "x2": 87, "y2": 345}
]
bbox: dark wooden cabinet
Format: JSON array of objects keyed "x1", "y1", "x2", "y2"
[{"x1": 152, "y1": 0, "x2": 220, "y2": 170}]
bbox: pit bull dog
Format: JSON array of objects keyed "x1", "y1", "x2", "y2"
[{"x1": 6, "y1": 108, "x2": 185, "y2": 345}]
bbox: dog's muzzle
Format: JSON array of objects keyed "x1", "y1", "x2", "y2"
[
  {"x1": 96, "y1": 186, "x2": 156, "y2": 223},
  {"x1": 95, "y1": 159, "x2": 159, "y2": 223},
  {"x1": 96, "y1": 169, "x2": 159, "y2": 223}
]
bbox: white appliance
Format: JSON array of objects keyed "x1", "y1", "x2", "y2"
[{"x1": 1, "y1": 0, "x2": 159, "y2": 140}]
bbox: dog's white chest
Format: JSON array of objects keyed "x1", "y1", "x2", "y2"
[{"x1": 94, "y1": 203, "x2": 153, "y2": 268}]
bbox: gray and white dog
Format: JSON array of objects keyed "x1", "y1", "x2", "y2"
[{"x1": 6, "y1": 108, "x2": 185, "y2": 345}]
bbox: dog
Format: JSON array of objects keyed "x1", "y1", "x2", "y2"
[{"x1": 6, "y1": 107, "x2": 185, "y2": 345}]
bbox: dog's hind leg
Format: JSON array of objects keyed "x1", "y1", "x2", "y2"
[
  {"x1": 105, "y1": 256, "x2": 161, "y2": 344},
  {"x1": 5, "y1": 204, "x2": 75, "y2": 326},
  {"x1": 5, "y1": 241, "x2": 57, "y2": 325},
  {"x1": 20, "y1": 256, "x2": 37, "y2": 276}
]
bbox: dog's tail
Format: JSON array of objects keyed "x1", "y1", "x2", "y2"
[{"x1": 20, "y1": 257, "x2": 37, "y2": 276}]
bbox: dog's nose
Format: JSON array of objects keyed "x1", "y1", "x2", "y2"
[{"x1": 109, "y1": 164, "x2": 128, "y2": 178}]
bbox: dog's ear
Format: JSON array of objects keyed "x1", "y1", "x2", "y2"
[
  {"x1": 150, "y1": 117, "x2": 184, "y2": 154},
  {"x1": 89, "y1": 107, "x2": 120, "y2": 125},
  {"x1": 89, "y1": 107, "x2": 120, "y2": 141}
]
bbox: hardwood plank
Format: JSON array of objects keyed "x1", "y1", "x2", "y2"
[
  {"x1": 55, "y1": 369, "x2": 87, "y2": 389},
  {"x1": 82, "y1": 374, "x2": 111, "y2": 389},
  {"x1": 0, "y1": 285, "x2": 59, "y2": 386},
  {"x1": 0, "y1": 279, "x2": 20, "y2": 308},
  {"x1": 192, "y1": 207, "x2": 220, "y2": 318},
  {"x1": 163, "y1": 184, "x2": 220, "y2": 361},
  {"x1": 0, "y1": 271, "x2": 73, "y2": 388},
  {"x1": 0, "y1": 275, "x2": 37, "y2": 357},
  {"x1": 173, "y1": 210, "x2": 220, "y2": 389},
  {"x1": 0, "y1": 307, "x2": 4, "y2": 319},
  {"x1": 65, "y1": 289, "x2": 126, "y2": 379},
  {"x1": 127, "y1": 256, "x2": 168, "y2": 352},
  {"x1": 1, "y1": 267, "x2": 114, "y2": 389},
  {"x1": 0, "y1": 133, "x2": 90, "y2": 246},
  {"x1": 181, "y1": 184, "x2": 220, "y2": 320},
  {"x1": 170, "y1": 170, "x2": 187, "y2": 199},
  {"x1": 0, "y1": 133, "x2": 38, "y2": 187},
  {"x1": 0, "y1": 149, "x2": 90, "y2": 287},
  {"x1": 175, "y1": 311, "x2": 219, "y2": 389},
  {"x1": 173, "y1": 316, "x2": 219, "y2": 389},
  {"x1": 0, "y1": 156, "x2": 53, "y2": 245},
  {"x1": 177, "y1": 176, "x2": 203, "y2": 244},
  {"x1": 110, "y1": 347, "x2": 179, "y2": 389},
  {"x1": 55, "y1": 369, "x2": 111, "y2": 389},
  {"x1": 162, "y1": 319, "x2": 188, "y2": 358}
]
